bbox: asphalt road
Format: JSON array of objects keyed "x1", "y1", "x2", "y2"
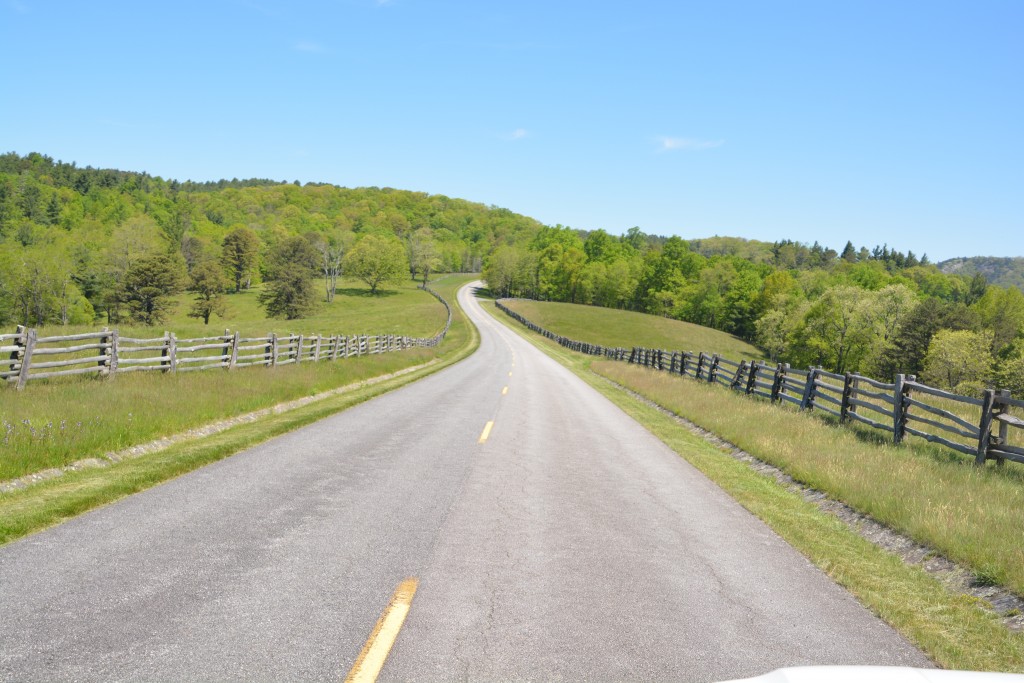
[{"x1": 0, "y1": 283, "x2": 931, "y2": 681}]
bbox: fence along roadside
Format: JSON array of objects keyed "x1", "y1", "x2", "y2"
[
  {"x1": 2, "y1": 285, "x2": 453, "y2": 390},
  {"x1": 494, "y1": 298, "x2": 1022, "y2": 469}
]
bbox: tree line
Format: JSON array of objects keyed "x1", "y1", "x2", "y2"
[
  {"x1": 0, "y1": 152, "x2": 543, "y2": 326},
  {"x1": 483, "y1": 227, "x2": 1024, "y2": 396},
  {"x1": 4, "y1": 151, "x2": 1019, "y2": 396}
]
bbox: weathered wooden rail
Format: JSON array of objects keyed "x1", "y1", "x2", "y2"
[
  {"x1": 495, "y1": 299, "x2": 1023, "y2": 468},
  {"x1": 3, "y1": 286, "x2": 452, "y2": 390}
]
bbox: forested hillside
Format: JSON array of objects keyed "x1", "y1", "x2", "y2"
[
  {"x1": 3, "y1": 151, "x2": 1021, "y2": 397},
  {"x1": 939, "y1": 256, "x2": 1024, "y2": 292},
  {"x1": 483, "y1": 228, "x2": 1024, "y2": 395},
  {"x1": 0, "y1": 151, "x2": 542, "y2": 328}
]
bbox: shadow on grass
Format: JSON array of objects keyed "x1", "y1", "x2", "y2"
[
  {"x1": 806, "y1": 403, "x2": 1024, "y2": 482},
  {"x1": 334, "y1": 287, "x2": 400, "y2": 298},
  {"x1": 472, "y1": 286, "x2": 496, "y2": 300}
]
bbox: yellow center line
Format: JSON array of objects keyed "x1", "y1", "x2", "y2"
[
  {"x1": 502, "y1": 386, "x2": 508, "y2": 395},
  {"x1": 344, "y1": 578, "x2": 419, "y2": 683},
  {"x1": 478, "y1": 420, "x2": 494, "y2": 444}
]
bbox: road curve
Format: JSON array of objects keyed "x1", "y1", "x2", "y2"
[{"x1": 0, "y1": 283, "x2": 929, "y2": 681}]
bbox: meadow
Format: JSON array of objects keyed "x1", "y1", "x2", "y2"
[
  {"x1": 500, "y1": 299, "x2": 763, "y2": 360},
  {"x1": 0, "y1": 275, "x2": 469, "y2": 482},
  {"x1": 19, "y1": 276, "x2": 449, "y2": 341}
]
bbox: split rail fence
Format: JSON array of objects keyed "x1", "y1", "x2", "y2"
[
  {"x1": 2, "y1": 286, "x2": 452, "y2": 390},
  {"x1": 495, "y1": 299, "x2": 1023, "y2": 468}
]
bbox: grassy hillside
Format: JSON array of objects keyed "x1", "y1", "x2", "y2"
[
  {"x1": 18, "y1": 276, "x2": 449, "y2": 340},
  {"x1": 500, "y1": 299, "x2": 764, "y2": 360}
]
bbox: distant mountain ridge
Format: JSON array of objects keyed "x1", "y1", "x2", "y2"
[{"x1": 938, "y1": 257, "x2": 1024, "y2": 291}]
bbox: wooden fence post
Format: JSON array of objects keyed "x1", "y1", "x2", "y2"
[
  {"x1": 731, "y1": 360, "x2": 746, "y2": 390},
  {"x1": 295, "y1": 335, "x2": 304, "y2": 364},
  {"x1": 15, "y1": 328, "x2": 36, "y2": 390},
  {"x1": 976, "y1": 389, "x2": 996, "y2": 467},
  {"x1": 314, "y1": 334, "x2": 322, "y2": 362},
  {"x1": 746, "y1": 361, "x2": 759, "y2": 395},
  {"x1": 108, "y1": 329, "x2": 119, "y2": 377},
  {"x1": 801, "y1": 368, "x2": 817, "y2": 410},
  {"x1": 696, "y1": 352, "x2": 706, "y2": 380},
  {"x1": 892, "y1": 374, "x2": 905, "y2": 444},
  {"x1": 708, "y1": 354, "x2": 720, "y2": 384},
  {"x1": 991, "y1": 389, "x2": 1011, "y2": 467},
  {"x1": 840, "y1": 373, "x2": 854, "y2": 422},
  {"x1": 222, "y1": 329, "x2": 231, "y2": 368},
  {"x1": 229, "y1": 331, "x2": 239, "y2": 369},
  {"x1": 99, "y1": 327, "x2": 110, "y2": 372},
  {"x1": 770, "y1": 363, "x2": 785, "y2": 402},
  {"x1": 168, "y1": 332, "x2": 178, "y2": 373},
  {"x1": 8, "y1": 325, "x2": 25, "y2": 377},
  {"x1": 270, "y1": 333, "x2": 279, "y2": 367}
]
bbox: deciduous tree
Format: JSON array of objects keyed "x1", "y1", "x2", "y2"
[
  {"x1": 187, "y1": 261, "x2": 230, "y2": 325},
  {"x1": 922, "y1": 329, "x2": 993, "y2": 395},
  {"x1": 343, "y1": 235, "x2": 408, "y2": 295},
  {"x1": 221, "y1": 226, "x2": 260, "y2": 293}
]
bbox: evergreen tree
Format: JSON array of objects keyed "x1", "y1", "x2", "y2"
[
  {"x1": 840, "y1": 241, "x2": 857, "y2": 262},
  {"x1": 258, "y1": 236, "x2": 320, "y2": 319},
  {"x1": 119, "y1": 253, "x2": 186, "y2": 324}
]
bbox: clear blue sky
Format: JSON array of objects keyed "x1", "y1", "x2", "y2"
[{"x1": 2, "y1": 1, "x2": 1021, "y2": 261}]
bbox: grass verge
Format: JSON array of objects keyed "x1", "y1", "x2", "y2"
[
  {"x1": 0, "y1": 276, "x2": 471, "y2": 480},
  {"x1": 500, "y1": 298, "x2": 763, "y2": 359},
  {"x1": 484, "y1": 299, "x2": 1024, "y2": 672},
  {"x1": 0, "y1": 275, "x2": 479, "y2": 546}
]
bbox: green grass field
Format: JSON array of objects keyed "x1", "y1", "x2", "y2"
[
  {"x1": 500, "y1": 299, "x2": 763, "y2": 360},
  {"x1": 0, "y1": 274, "x2": 480, "y2": 545},
  {"x1": 486, "y1": 299, "x2": 1024, "y2": 672},
  {"x1": 0, "y1": 275, "x2": 470, "y2": 481},
  {"x1": 18, "y1": 276, "x2": 449, "y2": 341}
]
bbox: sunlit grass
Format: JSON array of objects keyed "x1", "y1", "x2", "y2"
[
  {"x1": 0, "y1": 274, "x2": 480, "y2": 545},
  {"x1": 486, "y1": 301, "x2": 1024, "y2": 671},
  {"x1": 500, "y1": 299, "x2": 763, "y2": 360},
  {"x1": 19, "y1": 277, "x2": 447, "y2": 340},
  {"x1": 594, "y1": 361, "x2": 1024, "y2": 598},
  {"x1": 0, "y1": 275, "x2": 473, "y2": 481}
]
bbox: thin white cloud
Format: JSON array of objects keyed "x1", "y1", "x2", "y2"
[
  {"x1": 293, "y1": 41, "x2": 327, "y2": 54},
  {"x1": 499, "y1": 128, "x2": 529, "y2": 141},
  {"x1": 657, "y1": 137, "x2": 725, "y2": 152}
]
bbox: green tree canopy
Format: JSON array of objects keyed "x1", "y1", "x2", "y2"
[
  {"x1": 119, "y1": 253, "x2": 186, "y2": 325},
  {"x1": 258, "y1": 235, "x2": 320, "y2": 319},
  {"x1": 187, "y1": 260, "x2": 230, "y2": 325},
  {"x1": 343, "y1": 234, "x2": 408, "y2": 295},
  {"x1": 220, "y1": 226, "x2": 260, "y2": 293},
  {"x1": 922, "y1": 329, "x2": 994, "y2": 395}
]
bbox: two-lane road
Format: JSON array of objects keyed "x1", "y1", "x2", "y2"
[{"x1": 0, "y1": 283, "x2": 930, "y2": 681}]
